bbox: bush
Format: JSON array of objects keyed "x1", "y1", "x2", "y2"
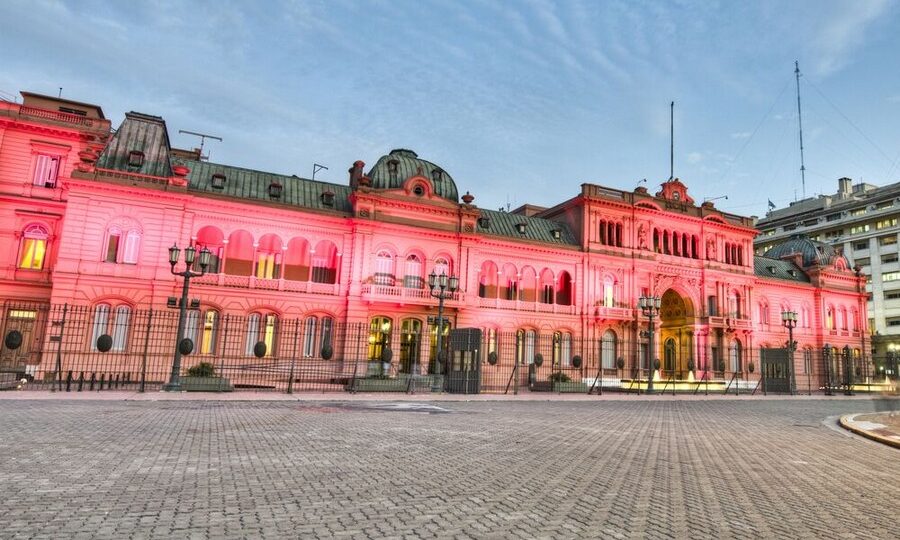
[
  {"x1": 187, "y1": 362, "x2": 216, "y2": 377},
  {"x1": 548, "y1": 372, "x2": 571, "y2": 383}
]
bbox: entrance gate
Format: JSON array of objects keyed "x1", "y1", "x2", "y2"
[
  {"x1": 760, "y1": 347, "x2": 792, "y2": 393},
  {"x1": 446, "y1": 328, "x2": 481, "y2": 394}
]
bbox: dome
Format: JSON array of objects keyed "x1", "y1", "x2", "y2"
[
  {"x1": 366, "y1": 149, "x2": 459, "y2": 202},
  {"x1": 763, "y1": 234, "x2": 850, "y2": 269}
]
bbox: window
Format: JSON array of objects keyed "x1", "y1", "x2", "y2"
[
  {"x1": 32, "y1": 154, "x2": 60, "y2": 188},
  {"x1": 885, "y1": 291, "x2": 900, "y2": 300},
  {"x1": 184, "y1": 310, "x2": 219, "y2": 355},
  {"x1": 850, "y1": 208, "x2": 867, "y2": 216},
  {"x1": 758, "y1": 303, "x2": 769, "y2": 325},
  {"x1": 707, "y1": 295, "x2": 718, "y2": 317},
  {"x1": 127, "y1": 150, "x2": 144, "y2": 168},
  {"x1": 552, "y1": 331, "x2": 572, "y2": 367},
  {"x1": 373, "y1": 251, "x2": 395, "y2": 285},
  {"x1": 368, "y1": 317, "x2": 392, "y2": 361},
  {"x1": 255, "y1": 252, "x2": 280, "y2": 279},
  {"x1": 877, "y1": 218, "x2": 898, "y2": 230},
  {"x1": 825, "y1": 213, "x2": 842, "y2": 222},
  {"x1": 876, "y1": 200, "x2": 894, "y2": 210},
  {"x1": 602, "y1": 277, "x2": 615, "y2": 307},
  {"x1": 104, "y1": 226, "x2": 141, "y2": 264},
  {"x1": 601, "y1": 330, "x2": 617, "y2": 369},
  {"x1": 882, "y1": 254, "x2": 898, "y2": 264},
  {"x1": 879, "y1": 235, "x2": 897, "y2": 246},
  {"x1": 728, "y1": 291, "x2": 741, "y2": 319},
  {"x1": 850, "y1": 224, "x2": 870, "y2": 235},
  {"x1": 244, "y1": 313, "x2": 277, "y2": 357},
  {"x1": 433, "y1": 257, "x2": 450, "y2": 278},
  {"x1": 803, "y1": 349, "x2": 812, "y2": 374},
  {"x1": 825, "y1": 230, "x2": 843, "y2": 240},
  {"x1": 302, "y1": 316, "x2": 334, "y2": 358},
  {"x1": 729, "y1": 341, "x2": 742, "y2": 372},
  {"x1": 883, "y1": 272, "x2": 900, "y2": 282},
  {"x1": 855, "y1": 257, "x2": 870, "y2": 267},
  {"x1": 853, "y1": 241, "x2": 869, "y2": 250},
  {"x1": 18, "y1": 224, "x2": 49, "y2": 270},
  {"x1": 90, "y1": 304, "x2": 130, "y2": 352},
  {"x1": 403, "y1": 254, "x2": 424, "y2": 288},
  {"x1": 887, "y1": 317, "x2": 900, "y2": 327}
]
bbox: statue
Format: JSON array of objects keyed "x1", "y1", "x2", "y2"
[
  {"x1": 637, "y1": 223, "x2": 648, "y2": 249},
  {"x1": 706, "y1": 237, "x2": 716, "y2": 259}
]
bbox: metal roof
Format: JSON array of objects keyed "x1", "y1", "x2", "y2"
[
  {"x1": 753, "y1": 256, "x2": 810, "y2": 283},
  {"x1": 96, "y1": 112, "x2": 173, "y2": 177},
  {"x1": 367, "y1": 149, "x2": 459, "y2": 202},
  {"x1": 176, "y1": 159, "x2": 353, "y2": 213},
  {"x1": 763, "y1": 235, "x2": 849, "y2": 268},
  {"x1": 477, "y1": 209, "x2": 579, "y2": 246}
]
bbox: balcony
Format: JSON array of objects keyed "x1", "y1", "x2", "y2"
[
  {"x1": 360, "y1": 283, "x2": 464, "y2": 306},
  {"x1": 703, "y1": 316, "x2": 753, "y2": 331},
  {"x1": 593, "y1": 305, "x2": 634, "y2": 321},
  {"x1": 476, "y1": 296, "x2": 577, "y2": 315},
  {"x1": 192, "y1": 273, "x2": 339, "y2": 295}
]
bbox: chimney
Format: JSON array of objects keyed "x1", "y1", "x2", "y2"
[{"x1": 837, "y1": 177, "x2": 852, "y2": 198}]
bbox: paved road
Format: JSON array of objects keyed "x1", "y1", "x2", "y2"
[{"x1": 0, "y1": 399, "x2": 897, "y2": 539}]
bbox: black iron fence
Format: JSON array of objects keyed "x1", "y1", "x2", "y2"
[{"x1": 0, "y1": 302, "x2": 894, "y2": 395}]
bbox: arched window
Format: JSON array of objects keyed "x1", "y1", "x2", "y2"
[
  {"x1": 301, "y1": 316, "x2": 333, "y2": 358},
  {"x1": 194, "y1": 226, "x2": 225, "y2": 273},
  {"x1": 90, "y1": 303, "x2": 131, "y2": 352},
  {"x1": 311, "y1": 240, "x2": 339, "y2": 284},
  {"x1": 602, "y1": 277, "x2": 615, "y2": 308},
  {"x1": 825, "y1": 306, "x2": 834, "y2": 330},
  {"x1": 245, "y1": 312, "x2": 277, "y2": 357},
  {"x1": 18, "y1": 224, "x2": 49, "y2": 270},
  {"x1": 433, "y1": 257, "x2": 450, "y2": 278},
  {"x1": 601, "y1": 330, "x2": 617, "y2": 369},
  {"x1": 839, "y1": 307, "x2": 848, "y2": 330},
  {"x1": 374, "y1": 251, "x2": 395, "y2": 286},
  {"x1": 728, "y1": 291, "x2": 741, "y2": 319},
  {"x1": 225, "y1": 230, "x2": 254, "y2": 276},
  {"x1": 368, "y1": 316, "x2": 392, "y2": 361},
  {"x1": 255, "y1": 234, "x2": 283, "y2": 279},
  {"x1": 403, "y1": 254, "x2": 424, "y2": 289},
  {"x1": 185, "y1": 309, "x2": 219, "y2": 355},
  {"x1": 516, "y1": 329, "x2": 536, "y2": 365},
  {"x1": 803, "y1": 348, "x2": 812, "y2": 375},
  {"x1": 483, "y1": 327, "x2": 498, "y2": 358},
  {"x1": 556, "y1": 271, "x2": 572, "y2": 305},
  {"x1": 478, "y1": 261, "x2": 498, "y2": 298},
  {"x1": 284, "y1": 237, "x2": 310, "y2": 281},
  {"x1": 500, "y1": 263, "x2": 518, "y2": 301},
  {"x1": 399, "y1": 318, "x2": 422, "y2": 374},
  {"x1": 104, "y1": 223, "x2": 141, "y2": 265},
  {"x1": 539, "y1": 268, "x2": 555, "y2": 304}
]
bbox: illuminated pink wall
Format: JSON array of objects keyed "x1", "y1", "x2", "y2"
[{"x1": 0, "y1": 94, "x2": 869, "y2": 384}]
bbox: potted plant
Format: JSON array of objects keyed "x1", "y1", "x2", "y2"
[{"x1": 180, "y1": 361, "x2": 233, "y2": 392}]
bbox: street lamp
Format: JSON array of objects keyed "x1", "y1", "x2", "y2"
[
  {"x1": 163, "y1": 243, "x2": 211, "y2": 391},
  {"x1": 638, "y1": 295, "x2": 662, "y2": 394},
  {"x1": 781, "y1": 310, "x2": 797, "y2": 395},
  {"x1": 428, "y1": 270, "x2": 459, "y2": 378}
]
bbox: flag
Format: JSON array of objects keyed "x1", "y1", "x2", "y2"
[{"x1": 768, "y1": 199, "x2": 776, "y2": 210}]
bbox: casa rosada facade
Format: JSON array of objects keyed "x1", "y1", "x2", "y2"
[{"x1": 0, "y1": 91, "x2": 870, "y2": 391}]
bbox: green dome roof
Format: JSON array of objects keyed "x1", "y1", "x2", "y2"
[
  {"x1": 366, "y1": 149, "x2": 458, "y2": 202},
  {"x1": 763, "y1": 235, "x2": 850, "y2": 268}
]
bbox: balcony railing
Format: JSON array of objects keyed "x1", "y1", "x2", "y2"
[
  {"x1": 360, "y1": 283, "x2": 463, "y2": 305},
  {"x1": 192, "y1": 273, "x2": 339, "y2": 295},
  {"x1": 593, "y1": 305, "x2": 634, "y2": 320},
  {"x1": 476, "y1": 296, "x2": 577, "y2": 315},
  {"x1": 703, "y1": 316, "x2": 753, "y2": 331},
  {"x1": 19, "y1": 105, "x2": 96, "y2": 127}
]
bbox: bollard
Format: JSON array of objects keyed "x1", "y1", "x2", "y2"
[
  {"x1": 77, "y1": 372, "x2": 84, "y2": 392},
  {"x1": 115, "y1": 373, "x2": 120, "y2": 389},
  {"x1": 98, "y1": 373, "x2": 105, "y2": 390},
  {"x1": 89, "y1": 373, "x2": 96, "y2": 391},
  {"x1": 65, "y1": 371, "x2": 72, "y2": 392}
]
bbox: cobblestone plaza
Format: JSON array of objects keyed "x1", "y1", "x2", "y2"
[{"x1": 0, "y1": 398, "x2": 897, "y2": 539}]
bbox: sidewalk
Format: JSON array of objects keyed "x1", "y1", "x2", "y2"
[
  {"x1": 840, "y1": 410, "x2": 900, "y2": 449},
  {"x1": 1, "y1": 389, "x2": 898, "y2": 402}
]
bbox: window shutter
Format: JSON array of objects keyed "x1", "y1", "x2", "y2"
[
  {"x1": 46, "y1": 157, "x2": 59, "y2": 187},
  {"x1": 32, "y1": 155, "x2": 48, "y2": 186},
  {"x1": 106, "y1": 232, "x2": 121, "y2": 263},
  {"x1": 123, "y1": 231, "x2": 141, "y2": 264}
]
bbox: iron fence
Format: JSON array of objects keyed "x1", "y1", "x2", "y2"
[{"x1": 1, "y1": 302, "x2": 894, "y2": 395}]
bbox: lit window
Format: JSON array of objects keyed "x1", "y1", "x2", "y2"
[
  {"x1": 32, "y1": 154, "x2": 60, "y2": 188},
  {"x1": 850, "y1": 224, "x2": 870, "y2": 235},
  {"x1": 879, "y1": 235, "x2": 897, "y2": 246},
  {"x1": 18, "y1": 224, "x2": 49, "y2": 270},
  {"x1": 876, "y1": 218, "x2": 898, "y2": 230},
  {"x1": 603, "y1": 278, "x2": 615, "y2": 308},
  {"x1": 185, "y1": 310, "x2": 219, "y2": 354}
]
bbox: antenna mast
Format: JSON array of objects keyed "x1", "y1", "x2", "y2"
[
  {"x1": 669, "y1": 101, "x2": 674, "y2": 180},
  {"x1": 795, "y1": 61, "x2": 806, "y2": 199},
  {"x1": 178, "y1": 130, "x2": 223, "y2": 161}
]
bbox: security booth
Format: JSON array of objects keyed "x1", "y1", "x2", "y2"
[{"x1": 446, "y1": 328, "x2": 482, "y2": 394}]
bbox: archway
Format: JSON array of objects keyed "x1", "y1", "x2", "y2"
[{"x1": 658, "y1": 289, "x2": 696, "y2": 378}]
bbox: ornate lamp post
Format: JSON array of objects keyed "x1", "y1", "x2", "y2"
[
  {"x1": 781, "y1": 310, "x2": 797, "y2": 395},
  {"x1": 163, "y1": 243, "x2": 211, "y2": 392},
  {"x1": 428, "y1": 270, "x2": 459, "y2": 377},
  {"x1": 638, "y1": 295, "x2": 662, "y2": 394}
]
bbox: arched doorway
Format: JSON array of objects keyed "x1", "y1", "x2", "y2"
[
  {"x1": 400, "y1": 318, "x2": 422, "y2": 374},
  {"x1": 659, "y1": 289, "x2": 695, "y2": 378}
]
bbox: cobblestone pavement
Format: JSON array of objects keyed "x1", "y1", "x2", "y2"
[{"x1": 0, "y1": 399, "x2": 897, "y2": 539}]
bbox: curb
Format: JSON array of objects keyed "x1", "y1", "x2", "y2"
[{"x1": 839, "y1": 413, "x2": 900, "y2": 449}]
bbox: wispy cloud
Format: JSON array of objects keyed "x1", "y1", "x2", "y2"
[
  {"x1": 811, "y1": 0, "x2": 892, "y2": 76},
  {"x1": 731, "y1": 132, "x2": 751, "y2": 139}
]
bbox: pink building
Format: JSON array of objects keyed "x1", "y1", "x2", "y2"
[{"x1": 0, "y1": 92, "x2": 874, "y2": 393}]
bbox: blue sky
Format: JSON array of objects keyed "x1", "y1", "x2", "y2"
[{"x1": 1, "y1": 0, "x2": 898, "y2": 217}]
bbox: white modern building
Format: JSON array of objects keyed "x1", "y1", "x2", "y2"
[{"x1": 755, "y1": 177, "x2": 900, "y2": 356}]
